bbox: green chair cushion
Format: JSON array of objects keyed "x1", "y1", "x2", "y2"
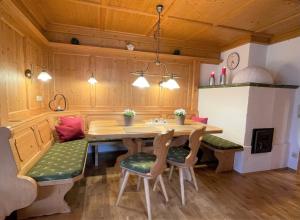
[
  {"x1": 167, "y1": 147, "x2": 190, "y2": 164},
  {"x1": 120, "y1": 152, "x2": 156, "y2": 174},
  {"x1": 202, "y1": 135, "x2": 243, "y2": 150},
  {"x1": 27, "y1": 139, "x2": 88, "y2": 182}
]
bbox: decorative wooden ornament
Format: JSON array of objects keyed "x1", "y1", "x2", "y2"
[{"x1": 48, "y1": 94, "x2": 67, "y2": 111}]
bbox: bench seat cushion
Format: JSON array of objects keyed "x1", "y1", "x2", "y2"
[
  {"x1": 121, "y1": 152, "x2": 156, "y2": 174},
  {"x1": 27, "y1": 139, "x2": 88, "y2": 182},
  {"x1": 202, "y1": 135, "x2": 243, "y2": 150}
]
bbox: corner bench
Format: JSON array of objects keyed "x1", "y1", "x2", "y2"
[
  {"x1": 201, "y1": 135, "x2": 243, "y2": 173},
  {"x1": 0, "y1": 117, "x2": 88, "y2": 219}
]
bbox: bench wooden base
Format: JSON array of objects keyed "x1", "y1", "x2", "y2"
[
  {"x1": 201, "y1": 143, "x2": 241, "y2": 173},
  {"x1": 18, "y1": 182, "x2": 74, "y2": 219}
]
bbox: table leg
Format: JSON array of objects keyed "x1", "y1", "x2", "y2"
[
  {"x1": 115, "y1": 138, "x2": 140, "y2": 168},
  {"x1": 94, "y1": 144, "x2": 99, "y2": 167}
]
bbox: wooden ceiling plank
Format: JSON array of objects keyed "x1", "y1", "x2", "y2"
[
  {"x1": 255, "y1": 12, "x2": 300, "y2": 32},
  {"x1": 10, "y1": 0, "x2": 46, "y2": 31},
  {"x1": 271, "y1": 28, "x2": 300, "y2": 44},
  {"x1": 145, "y1": 0, "x2": 177, "y2": 36},
  {"x1": 67, "y1": 0, "x2": 156, "y2": 17}
]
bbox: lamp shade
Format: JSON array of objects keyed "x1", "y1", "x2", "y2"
[
  {"x1": 132, "y1": 75, "x2": 150, "y2": 88},
  {"x1": 159, "y1": 80, "x2": 168, "y2": 88},
  {"x1": 37, "y1": 70, "x2": 52, "y2": 82},
  {"x1": 165, "y1": 78, "x2": 180, "y2": 89},
  {"x1": 88, "y1": 76, "x2": 98, "y2": 85}
]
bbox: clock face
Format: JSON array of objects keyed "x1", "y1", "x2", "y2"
[{"x1": 227, "y1": 52, "x2": 240, "y2": 70}]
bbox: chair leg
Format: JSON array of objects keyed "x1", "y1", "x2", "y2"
[
  {"x1": 179, "y1": 167, "x2": 185, "y2": 206},
  {"x1": 189, "y1": 167, "x2": 198, "y2": 191},
  {"x1": 116, "y1": 171, "x2": 130, "y2": 206},
  {"x1": 158, "y1": 175, "x2": 168, "y2": 202},
  {"x1": 119, "y1": 168, "x2": 126, "y2": 189},
  {"x1": 137, "y1": 176, "x2": 142, "y2": 191},
  {"x1": 144, "y1": 178, "x2": 152, "y2": 220},
  {"x1": 153, "y1": 177, "x2": 159, "y2": 191},
  {"x1": 169, "y1": 165, "x2": 174, "y2": 181}
]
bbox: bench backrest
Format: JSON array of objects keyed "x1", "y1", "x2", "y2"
[{"x1": 8, "y1": 116, "x2": 54, "y2": 175}]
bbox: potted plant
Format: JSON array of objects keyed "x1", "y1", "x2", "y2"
[
  {"x1": 123, "y1": 109, "x2": 136, "y2": 126},
  {"x1": 174, "y1": 108, "x2": 186, "y2": 125}
]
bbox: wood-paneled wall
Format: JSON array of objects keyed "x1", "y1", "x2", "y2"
[
  {"x1": 0, "y1": 0, "x2": 205, "y2": 125},
  {"x1": 50, "y1": 43, "x2": 200, "y2": 117},
  {"x1": 0, "y1": 2, "x2": 50, "y2": 125}
]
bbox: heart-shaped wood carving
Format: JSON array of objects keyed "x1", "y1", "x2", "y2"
[{"x1": 48, "y1": 94, "x2": 67, "y2": 111}]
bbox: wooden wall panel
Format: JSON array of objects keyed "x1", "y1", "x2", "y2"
[
  {"x1": 51, "y1": 46, "x2": 199, "y2": 117},
  {"x1": 0, "y1": 21, "x2": 27, "y2": 114},
  {"x1": 94, "y1": 57, "x2": 130, "y2": 108},
  {"x1": 53, "y1": 53, "x2": 92, "y2": 109},
  {"x1": 0, "y1": 17, "x2": 49, "y2": 124}
]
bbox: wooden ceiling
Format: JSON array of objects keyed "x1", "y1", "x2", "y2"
[{"x1": 15, "y1": 0, "x2": 300, "y2": 51}]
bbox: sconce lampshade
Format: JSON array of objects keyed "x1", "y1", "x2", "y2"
[
  {"x1": 132, "y1": 75, "x2": 150, "y2": 88},
  {"x1": 37, "y1": 70, "x2": 52, "y2": 82}
]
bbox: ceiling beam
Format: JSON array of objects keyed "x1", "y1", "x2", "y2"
[{"x1": 66, "y1": 0, "x2": 156, "y2": 17}]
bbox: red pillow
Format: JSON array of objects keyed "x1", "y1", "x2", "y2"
[
  {"x1": 60, "y1": 116, "x2": 84, "y2": 129},
  {"x1": 56, "y1": 116, "x2": 85, "y2": 142},
  {"x1": 192, "y1": 116, "x2": 208, "y2": 124},
  {"x1": 55, "y1": 124, "x2": 84, "y2": 142}
]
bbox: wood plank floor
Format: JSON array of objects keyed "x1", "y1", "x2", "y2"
[{"x1": 32, "y1": 164, "x2": 300, "y2": 220}]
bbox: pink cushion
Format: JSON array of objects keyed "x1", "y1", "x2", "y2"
[
  {"x1": 55, "y1": 124, "x2": 84, "y2": 142},
  {"x1": 56, "y1": 116, "x2": 85, "y2": 142},
  {"x1": 60, "y1": 116, "x2": 84, "y2": 129},
  {"x1": 192, "y1": 116, "x2": 208, "y2": 124}
]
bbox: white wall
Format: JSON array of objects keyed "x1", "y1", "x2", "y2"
[
  {"x1": 266, "y1": 37, "x2": 300, "y2": 170},
  {"x1": 200, "y1": 43, "x2": 265, "y2": 86}
]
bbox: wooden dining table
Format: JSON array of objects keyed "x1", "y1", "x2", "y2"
[{"x1": 87, "y1": 119, "x2": 223, "y2": 168}]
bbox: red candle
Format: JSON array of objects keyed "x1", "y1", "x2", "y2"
[{"x1": 221, "y1": 67, "x2": 226, "y2": 75}]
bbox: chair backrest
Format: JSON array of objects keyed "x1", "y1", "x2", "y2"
[
  {"x1": 150, "y1": 129, "x2": 174, "y2": 177},
  {"x1": 185, "y1": 126, "x2": 206, "y2": 166}
]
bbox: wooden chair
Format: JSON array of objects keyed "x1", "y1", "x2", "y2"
[
  {"x1": 116, "y1": 130, "x2": 174, "y2": 220},
  {"x1": 167, "y1": 127, "x2": 206, "y2": 206}
]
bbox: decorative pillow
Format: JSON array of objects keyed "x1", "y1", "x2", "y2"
[
  {"x1": 56, "y1": 116, "x2": 85, "y2": 142},
  {"x1": 60, "y1": 116, "x2": 84, "y2": 129},
  {"x1": 192, "y1": 116, "x2": 208, "y2": 124},
  {"x1": 55, "y1": 124, "x2": 84, "y2": 142}
]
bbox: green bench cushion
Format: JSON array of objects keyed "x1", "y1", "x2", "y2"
[
  {"x1": 167, "y1": 147, "x2": 190, "y2": 164},
  {"x1": 202, "y1": 135, "x2": 243, "y2": 150},
  {"x1": 27, "y1": 139, "x2": 88, "y2": 182},
  {"x1": 121, "y1": 152, "x2": 156, "y2": 174}
]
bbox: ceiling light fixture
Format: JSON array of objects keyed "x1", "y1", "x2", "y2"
[
  {"x1": 132, "y1": 73, "x2": 150, "y2": 88},
  {"x1": 131, "y1": 4, "x2": 180, "y2": 89}
]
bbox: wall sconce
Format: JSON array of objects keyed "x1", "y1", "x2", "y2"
[
  {"x1": 24, "y1": 64, "x2": 52, "y2": 82},
  {"x1": 88, "y1": 73, "x2": 98, "y2": 85},
  {"x1": 24, "y1": 69, "x2": 32, "y2": 79},
  {"x1": 38, "y1": 69, "x2": 52, "y2": 82},
  {"x1": 24, "y1": 64, "x2": 33, "y2": 79}
]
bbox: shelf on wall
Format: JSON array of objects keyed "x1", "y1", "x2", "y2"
[{"x1": 199, "y1": 82, "x2": 299, "y2": 89}]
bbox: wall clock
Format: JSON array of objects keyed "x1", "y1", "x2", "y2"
[{"x1": 227, "y1": 52, "x2": 240, "y2": 70}]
